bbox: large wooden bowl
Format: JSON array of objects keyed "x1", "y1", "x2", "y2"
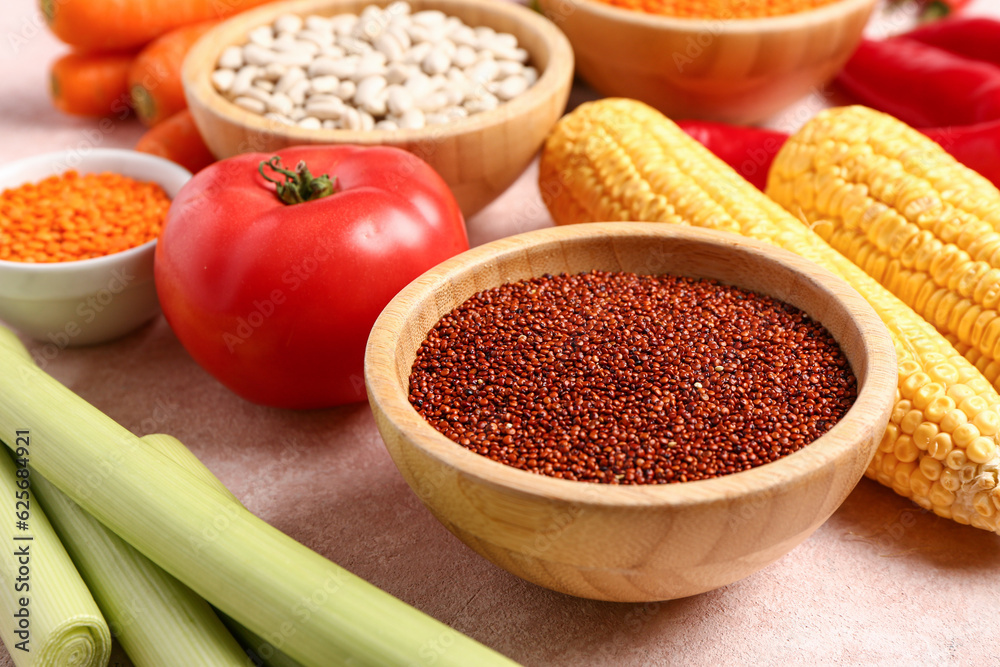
[
  {"x1": 365, "y1": 222, "x2": 897, "y2": 602},
  {"x1": 182, "y1": 0, "x2": 574, "y2": 218},
  {"x1": 537, "y1": 0, "x2": 876, "y2": 124}
]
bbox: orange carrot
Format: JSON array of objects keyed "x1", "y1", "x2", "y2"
[
  {"x1": 0, "y1": 171, "x2": 170, "y2": 263},
  {"x1": 49, "y1": 52, "x2": 135, "y2": 118},
  {"x1": 135, "y1": 109, "x2": 217, "y2": 174},
  {"x1": 129, "y1": 20, "x2": 218, "y2": 126},
  {"x1": 41, "y1": 0, "x2": 279, "y2": 52}
]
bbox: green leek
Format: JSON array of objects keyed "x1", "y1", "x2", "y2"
[
  {"x1": 0, "y1": 449, "x2": 110, "y2": 666},
  {"x1": 0, "y1": 327, "x2": 515, "y2": 667}
]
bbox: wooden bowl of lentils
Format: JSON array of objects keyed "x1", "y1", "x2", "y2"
[
  {"x1": 365, "y1": 222, "x2": 897, "y2": 602},
  {"x1": 181, "y1": 0, "x2": 574, "y2": 217}
]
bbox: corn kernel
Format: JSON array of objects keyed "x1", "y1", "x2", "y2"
[
  {"x1": 952, "y1": 507, "x2": 972, "y2": 525},
  {"x1": 909, "y1": 468, "x2": 932, "y2": 498},
  {"x1": 911, "y1": 382, "x2": 945, "y2": 410},
  {"x1": 959, "y1": 395, "x2": 989, "y2": 419},
  {"x1": 967, "y1": 437, "x2": 997, "y2": 464},
  {"x1": 919, "y1": 455, "x2": 943, "y2": 481},
  {"x1": 929, "y1": 481, "x2": 956, "y2": 507},
  {"x1": 891, "y1": 400, "x2": 912, "y2": 425},
  {"x1": 929, "y1": 433, "x2": 953, "y2": 460},
  {"x1": 933, "y1": 505, "x2": 954, "y2": 519},
  {"x1": 913, "y1": 422, "x2": 938, "y2": 450},
  {"x1": 940, "y1": 468, "x2": 961, "y2": 492},
  {"x1": 893, "y1": 461, "x2": 917, "y2": 491},
  {"x1": 881, "y1": 452, "x2": 899, "y2": 476},
  {"x1": 879, "y1": 424, "x2": 899, "y2": 453},
  {"x1": 924, "y1": 395, "x2": 955, "y2": 423},
  {"x1": 972, "y1": 409, "x2": 1000, "y2": 436},
  {"x1": 893, "y1": 435, "x2": 920, "y2": 464},
  {"x1": 945, "y1": 449, "x2": 968, "y2": 470},
  {"x1": 898, "y1": 359, "x2": 922, "y2": 379},
  {"x1": 900, "y1": 373, "x2": 931, "y2": 400},
  {"x1": 971, "y1": 514, "x2": 992, "y2": 530},
  {"x1": 947, "y1": 384, "x2": 976, "y2": 404},
  {"x1": 941, "y1": 408, "x2": 969, "y2": 433},
  {"x1": 974, "y1": 492, "x2": 996, "y2": 518},
  {"x1": 899, "y1": 410, "x2": 925, "y2": 435},
  {"x1": 952, "y1": 423, "x2": 981, "y2": 448}
]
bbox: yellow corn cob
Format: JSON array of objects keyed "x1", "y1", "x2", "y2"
[
  {"x1": 766, "y1": 105, "x2": 1000, "y2": 396},
  {"x1": 539, "y1": 98, "x2": 1000, "y2": 531}
]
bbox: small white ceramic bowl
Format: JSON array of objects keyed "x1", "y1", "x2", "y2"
[{"x1": 0, "y1": 149, "x2": 191, "y2": 346}]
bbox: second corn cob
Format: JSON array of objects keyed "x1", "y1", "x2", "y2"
[{"x1": 538, "y1": 98, "x2": 1000, "y2": 531}]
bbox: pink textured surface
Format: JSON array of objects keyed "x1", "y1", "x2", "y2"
[{"x1": 2, "y1": 1, "x2": 1000, "y2": 665}]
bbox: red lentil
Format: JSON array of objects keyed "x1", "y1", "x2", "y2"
[
  {"x1": 0, "y1": 170, "x2": 171, "y2": 263},
  {"x1": 408, "y1": 270, "x2": 857, "y2": 484}
]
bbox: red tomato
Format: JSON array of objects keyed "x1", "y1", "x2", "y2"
[{"x1": 155, "y1": 145, "x2": 468, "y2": 409}]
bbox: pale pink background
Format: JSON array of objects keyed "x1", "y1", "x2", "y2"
[{"x1": 2, "y1": 0, "x2": 1000, "y2": 665}]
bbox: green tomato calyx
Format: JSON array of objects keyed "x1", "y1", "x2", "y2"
[{"x1": 259, "y1": 157, "x2": 338, "y2": 205}]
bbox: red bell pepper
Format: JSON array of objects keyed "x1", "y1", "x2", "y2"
[
  {"x1": 679, "y1": 118, "x2": 1000, "y2": 193},
  {"x1": 834, "y1": 38, "x2": 1000, "y2": 127},
  {"x1": 899, "y1": 16, "x2": 1000, "y2": 69}
]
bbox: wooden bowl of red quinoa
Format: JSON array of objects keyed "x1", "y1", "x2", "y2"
[{"x1": 365, "y1": 222, "x2": 896, "y2": 602}]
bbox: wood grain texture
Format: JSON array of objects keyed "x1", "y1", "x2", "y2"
[
  {"x1": 365, "y1": 222, "x2": 898, "y2": 601},
  {"x1": 536, "y1": 0, "x2": 876, "y2": 124},
  {"x1": 182, "y1": 0, "x2": 574, "y2": 217}
]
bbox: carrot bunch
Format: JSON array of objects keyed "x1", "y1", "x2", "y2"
[{"x1": 41, "y1": 0, "x2": 273, "y2": 172}]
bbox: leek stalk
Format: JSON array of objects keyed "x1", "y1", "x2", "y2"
[
  {"x1": 0, "y1": 327, "x2": 515, "y2": 667},
  {"x1": 0, "y1": 449, "x2": 110, "y2": 666}
]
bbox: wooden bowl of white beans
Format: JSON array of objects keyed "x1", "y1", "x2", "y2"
[{"x1": 182, "y1": 0, "x2": 574, "y2": 218}]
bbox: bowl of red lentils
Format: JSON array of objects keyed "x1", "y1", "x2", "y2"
[
  {"x1": 536, "y1": 0, "x2": 876, "y2": 124},
  {"x1": 181, "y1": 0, "x2": 574, "y2": 218},
  {"x1": 365, "y1": 222, "x2": 897, "y2": 602},
  {"x1": 0, "y1": 149, "x2": 191, "y2": 346}
]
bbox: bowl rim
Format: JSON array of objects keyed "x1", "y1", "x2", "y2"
[
  {"x1": 366, "y1": 222, "x2": 897, "y2": 509},
  {"x1": 0, "y1": 148, "x2": 191, "y2": 273},
  {"x1": 182, "y1": 0, "x2": 575, "y2": 145},
  {"x1": 541, "y1": 0, "x2": 878, "y2": 33}
]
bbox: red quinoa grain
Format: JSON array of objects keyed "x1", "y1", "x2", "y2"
[{"x1": 408, "y1": 270, "x2": 857, "y2": 484}]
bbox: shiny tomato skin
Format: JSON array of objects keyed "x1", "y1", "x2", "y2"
[{"x1": 154, "y1": 145, "x2": 468, "y2": 409}]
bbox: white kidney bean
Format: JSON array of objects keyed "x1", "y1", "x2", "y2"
[
  {"x1": 211, "y1": 68, "x2": 235, "y2": 92},
  {"x1": 216, "y1": 2, "x2": 535, "y2": 131},
  {"x1": 218, "y1": 45, "x2": 244, "y2": 70},
  {"x1": 234, "y1": 96, "x2": 266, "y2": 114}
]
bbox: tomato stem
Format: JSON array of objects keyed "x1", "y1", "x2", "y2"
[{"x1": 258, "y1": 157, "x2": 338, "y2": 205}]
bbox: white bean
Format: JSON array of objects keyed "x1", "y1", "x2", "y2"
[
  {"x1": 496, "y1": 75, "x2": 528, "y2": 101},
  {"x1": 421, "y1": 48, "x2": 450, "y2": 75},
  {"x1": 287, "y1": 79, "x2": 312, "y2": 105},
  {"x1": 260, "y1": 62, "x2": 287, "y2": 81},
  {"x1": 275, "y1": 66, "x2": 305, "y2": 94},
  {"x1": 234, "y1": 96, "x2": 266, "y2": 114},
  {"x1": 386, "y1": 85, "x2": 413, "y2": 115},
  {"x1": 359, "y1": 109, "x2": 376, "y2": 131},
  {"x1": 218, "y1": 45, "x2": 244, "y2": 70},
  {"x1": 398, "y1": 107, "x2": 425, "y2": 129},
  {"x1": 243, "y1": 43, "x2": 277, "y2": 66},
  {"x1": 230, "y1": 65, "x2": 259, "y2": 96},
  {"x1": 248, "y1": 25, "x2": 274, "y2": 47},
  {"x1": 215, "y1": 3, "x2": 534, "y2": 131},
  {"x1": 274, "y1": 14, "x2": 303, "y2": 34},
  {"x1": 342, "y1": 107, "x2": 362, "y2": 130},
  {"x1": 305, "y1": 99, "x2": 345, "y2": 120},
  {"x1": 297, "y1": 29, "x2": 334, "y2": 48},
  {"x1": 452, "y1": 45, "x2": 476, "y2": 69},
  {"x1": 309, "y1": 75, "x2": 340, "y2": 94},
  {"x1": 267, "y1": 92, "x2": 294, "y2": 115},
  {"x1": 211, "y1": 68, "x2": 235, "y2": 92}
]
